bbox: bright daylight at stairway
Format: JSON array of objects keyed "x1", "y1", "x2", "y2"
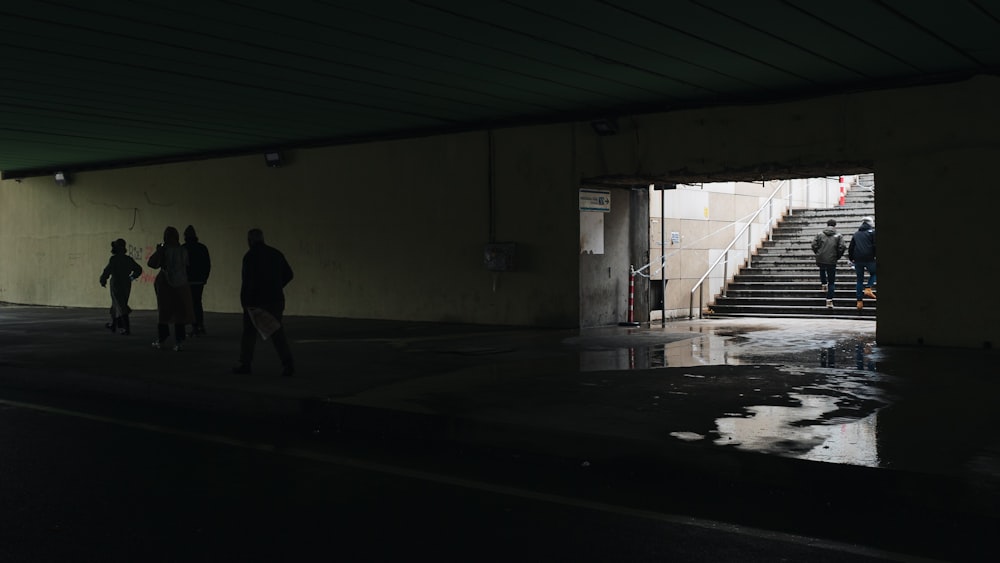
[{"x1": 646, "y1": 174, "x2": 876, "y2": 323}]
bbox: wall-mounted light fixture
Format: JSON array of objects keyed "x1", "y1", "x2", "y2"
[
  {"x1": 264, "y1": 152, "x2": 283, "y2": 167},
  {"x1": 54, "y1": 171, "x2": 70, "y2": 186},
  {"x1": 590, "y1": 118, "x2": 618, "y2": 136}
]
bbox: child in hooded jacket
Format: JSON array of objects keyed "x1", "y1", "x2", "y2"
[{"x1": 99, "y1": 238, "x2": 142, "y2": 334}]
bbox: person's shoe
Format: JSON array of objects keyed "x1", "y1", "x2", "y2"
[
  {"x1": 826, "y1": 299, "x2": 833, "y2": 309},
  {"x1": 281, "y1": 366, "x2": 295, "y2": 377},
  {"x1": 863, "y1": 287, "x2": 877, "y2": 300},
  {"x1": 232, "y1": 363, "x2": 252, "y2": 375},
  {"x1": 821, "y1": 284, "x2": 827, "y2": 292},
  {"x1": 173, "y1": 343, "x2": 184, "y2": 352},
  {"x1": 152, "y1": 340, "x2": 163, "y2": 349},
  {"x1": 105, "y1": 322, "x2": 115, "y2": 332},
  {"x1": 856, "y1": 300, "x2": 864, "y2": 310},
  {"x1": 119, "y1": 329, "x2": 130, "y2": 335}
]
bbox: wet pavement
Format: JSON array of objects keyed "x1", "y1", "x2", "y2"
[{"x1": 1, "y1": 303, "x2": 998, "y2": 556}]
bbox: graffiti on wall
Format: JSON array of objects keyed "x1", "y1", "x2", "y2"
[{"x1": 127, "y1": 242, "x2": 158, "y2": 284}]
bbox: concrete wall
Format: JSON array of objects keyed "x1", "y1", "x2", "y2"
[
  {"x1": 579, "y1": 187, "x2": 632, "y2": 328},
  {"x1": 0, "y1": 128, "x2": 581, "y2": 327},
  {"x1": 3, "y1": 75, "x2": 1000, "y2": 348},
  {"x1": 875, "y1": 148, "x2": 997, "y2": 348},
  {"x1": 581, "y1": 75, "x2": 1000, "y2": 348}
]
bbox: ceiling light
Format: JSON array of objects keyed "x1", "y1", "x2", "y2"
[
  {"x1": 590, "y1": 118, "x2": 618, "y2": 136},
  {"x1": 264, "y1": 152, "x2": 283, "y2": 167},
  {"x1": 54, "y1": 171, "x2": 70, "y2": 186}
]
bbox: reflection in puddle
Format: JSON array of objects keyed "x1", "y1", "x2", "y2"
[
  {"x1": 579, "y1": 333, "x2": 743, "y2": 371},
  {"x1": 578, "y1": 333, "x2": 879, "y2": 372},
  {"x1": 713, "y1": 393, "x2": 880, "y2": 467},
  {"x1": 574, "y1": 324, "x2": 886, "y2": 467}
]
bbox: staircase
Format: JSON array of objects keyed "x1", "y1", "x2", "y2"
[{"x1": 706, "y1": 181, "x2": 876, "y2": 320}]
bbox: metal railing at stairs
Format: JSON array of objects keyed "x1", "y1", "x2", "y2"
[{"x1": 689, "y1": 180, "x2": 790, "y2": 319}]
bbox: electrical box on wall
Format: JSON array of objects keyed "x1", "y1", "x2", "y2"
[{"x1": 484, "y1": 243, "x2": 515, "y2": 271}]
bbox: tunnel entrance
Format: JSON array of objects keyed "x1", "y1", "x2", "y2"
[{"x1": 648, "y1": 173, "x2": 876, "y2": 322}]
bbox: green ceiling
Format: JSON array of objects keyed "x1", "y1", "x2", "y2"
[{"x1": 1, "y1": 0, "x2": 998, "y2": 178}]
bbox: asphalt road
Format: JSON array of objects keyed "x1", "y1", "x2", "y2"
[{"x1": 0, "y1": 388, "x2": 940, "y2": 563}]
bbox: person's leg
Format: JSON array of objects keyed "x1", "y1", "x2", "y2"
[
  {"x1": 156, "y1": 323, "x2": 169, "y2": 346},
  {"x1": 271, "y1": 328, "x2": 295, "y2": 376},
  {"x1": 818, "y1": 265, "x2": 828, "y2": 288},
  {"x1": 862, "y1": 262, "x2": 877, "y2": 299},
  {"x1": 120, "y1": 315, "x2": 130, "y2": 335},
  {"x1": 190, "y1": 284, "x2": 205, "y2": 334},
  {"x1": 854, "y1": 262, "x2": 865, "y2": 301},
  {"x1": 174, "y1": 323, "x2": 186, "y2": 348},
  {"x1": 234, "y1": 309, "x2": 256, "y2": 372},
  {"x1": 267, "y1": 302, "x2": 294, "y2": 376},
  {"x1": 825, "y1": 264, "x2": 836, "y2": 300}
]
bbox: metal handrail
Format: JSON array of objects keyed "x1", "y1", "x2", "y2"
[{"x1": 688, "y1": 180, "x2": 789, "y2": 319}]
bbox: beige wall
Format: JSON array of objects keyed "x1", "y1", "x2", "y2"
[
  {"x1": 3, "y1": 75, "x2": 1000, "y2": 347},
  {"x1": 650, "y1": 181, "x2": 787, "y2": 319},
  {"x1": 0, "y1": 129, "x2": 581, "y2": 327}
]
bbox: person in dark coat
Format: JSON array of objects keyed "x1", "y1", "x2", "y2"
[
  {"x1": 99, "y1": 238, "x2": 142, "y2": 335},
  {"x1": 811, "y1": 219, "x2": 846, "y2": 309},
  {"x1": 232, "y1": 228, "x2": 295, "y2": 377},
  {"x1": 147, "y1": 226, "x2": 195, "y2": 350},
  {"x1": 848, "y1": 216, "x2": 877, "y2": 310},
  {"x1": 182, "y1": 225, "x2": 211, "y2": 336}
]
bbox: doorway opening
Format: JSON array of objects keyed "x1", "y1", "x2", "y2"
[{"x1": 648, "y1": 173, "x2": 876, "y2": 322}]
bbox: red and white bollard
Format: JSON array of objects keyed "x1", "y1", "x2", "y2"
[
  {"x1": 619, "y1": 266, "x2": 640, "y2": 327},
  {"x1": 838, "y1": 176, "x2": 846, "y2": 206}
]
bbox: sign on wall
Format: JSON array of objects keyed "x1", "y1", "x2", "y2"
[{"x1": 579, "y1": 189, "x2": 611, "y2": 212}]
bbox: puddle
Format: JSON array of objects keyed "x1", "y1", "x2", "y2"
[
  {"x1": 571, "y1": 321, "x2": 888, "y2": 467},
  {"x1": 712, "y1": 393, "x2": 881, "y2": 467},
  {"x1": 577, "y1": 331, "x2": 879, "y2": 373}
]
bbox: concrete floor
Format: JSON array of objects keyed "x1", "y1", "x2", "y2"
[{"x1": 1, "y1": 303, "x2": 998, "y2": 555}]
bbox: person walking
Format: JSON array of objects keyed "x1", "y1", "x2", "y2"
[
  {"x1": 147, "y1": 226, "x2": 195, "y2": 350},
  {"x1": 848, "y1": 216, "x2": 877, "y2": 310},
  {"x1": 182, "y1": 225, "x2": 211, "y2": 336},
  {"x1": 811, "y1": 219, "x2": 846, "y2": 309},
  {"x1": 99, "y1": 238, "x2": 142, "y2": 335},
  {"x1": 232, "y1": 228, "x2": 295, "y2": 377}
]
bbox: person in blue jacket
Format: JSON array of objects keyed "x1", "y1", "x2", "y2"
[{"x1": 848, "y1": 217, "x2": 877, "y2": 310}]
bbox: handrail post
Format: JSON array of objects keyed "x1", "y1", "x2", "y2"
[
  {"x1": 747, "y1": 227, "x2": 752, "y2": 267},
  {"x1": 722, "y1": 253, "x2": 728, "y2": 296}
]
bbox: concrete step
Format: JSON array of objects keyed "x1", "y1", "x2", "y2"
[
  {"x1": 702, "y1": 196, "x2": 876, "y2": 321},
  {"x1": 724, "y1": 289, "x2": 866, "y2": 298},
  {"x1": 734, "y1": 267, "x2": 859, "y2": 275},
  {"x1": 713, "y1": 296, "x2": 877, "y2": 309},
  {"x1": 748, "y1": 259, "x2": 855, "y2": 267},
  {"x1": 705, "y1": 303, "x2": 876, "y2": 318},
  {"x1": 726, "y1": 281, "x2": 874, "y2": 291},
  {"x1": 728, "y1": 276, "x2": 863, "y2": 283},
  {"x1": 704, "y1": 310, "x2": 876, "y2": 321}
]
